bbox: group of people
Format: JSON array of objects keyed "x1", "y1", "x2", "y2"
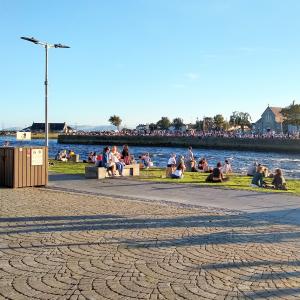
[
  {"x1": 139, "y1": 153, "x2": 153, "y2": 169},
  {"x1": 66, "y1": 129, "x2": 300, "y2": 140},
  {"x1": 86, "y1": 145, "x2": 154, "y2": 175},
  {"x1": 87, "y1": 145, "x2": 134, "y2": 176},
  {"x1": 165, "y1": 146, "x2": 288, "y2": 189},
  {"x1": 166, "y1": 146, "x2": 232, "y2": 181},
  {"x1": 54, "y1": 144, "x2": 288, "y2": 190},
  {"x1": 248, "y1": 162, "x2": 287, "y2": 190},
  {"x1": 55, "y1": 149, "x2": 76, "y2": 162}
]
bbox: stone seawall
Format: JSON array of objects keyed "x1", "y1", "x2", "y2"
[{"x1": 58, "y1": 135, "x2": 300, "y2": 153}]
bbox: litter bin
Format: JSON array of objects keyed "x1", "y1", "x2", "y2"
[{"x1": 0, "y1": 147, "x2": 48, "y2": 188}]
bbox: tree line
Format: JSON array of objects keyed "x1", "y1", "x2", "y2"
[
  {"x1": 108, "y1": 102, "x2": 300, "y2": 132},
  {"x1": 108, "y1": 112, "x2": 252, "y2": 132}
]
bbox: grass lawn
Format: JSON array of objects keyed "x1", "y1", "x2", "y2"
[
  {"x1": 32, "y1": 133, "x2": 58, "y2": 139},
  {"x1": 49, "y1": 160, "x2": 300, "y2": 196},
  {"x1": 49, "y1": 160, "x2": 88, "y2": 174}
]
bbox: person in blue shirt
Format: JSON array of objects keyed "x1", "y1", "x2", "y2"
[
  {"x1": 251, "y1": 166, "x2": 265, "y2": 187},
  {"x1": 102, "y1": 146, "x2": 116, "y2": 176}
]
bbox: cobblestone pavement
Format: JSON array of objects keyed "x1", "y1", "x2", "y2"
[{"x1": 0, "y1": 188, "x2": 300, "y2": 299}]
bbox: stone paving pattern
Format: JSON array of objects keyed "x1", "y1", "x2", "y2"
[{"x1": 0, "y1": 188, "x2": 300, "y2": 299}]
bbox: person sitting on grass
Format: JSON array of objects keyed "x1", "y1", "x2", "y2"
[
  {"x1": 272, "y1": 168, "x2": 287, "y2": 190},
  {"x1": 55, "y1": 151, "x2": 61, "y2": 161},
  {"x1": 206, "y1": 162, "x2": 229, "y2": 183},
  {"x1": 259, "y1": 164, "x2": 271, "y2": 178},
  {"x1": 171, "y1": 162, "x2": 185, "y2": 179},
  {"x1": 222, "y1": 159, "x2": 232, "y2": 175},
  {"x1": 198, "y1": 157, "x2": 210, "y2": 172},
  {"x1": 247, "y1": 162, "x2": 258, "y2": 176},
  {"x1": 87, "y1": 152, "x2": 94, "y2": 163},
  {"x1": 141, "y1": 153, "x2": 153, "y2": 169},
  {"x1": 166, "y1": 153, "x2": 177, "y2": 178},
  {"x1": 167, "y1": 153, "x2": 177, "y2": 167},
  {"x1": 55, "y1": 150, "x2": 67, "y2": 162},
  {"x1": 251, "y1": 165, "x2": 265, "y2": 187}
]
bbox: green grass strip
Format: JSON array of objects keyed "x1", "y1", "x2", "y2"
[{"x1": 49, "y1": 160, "x2": 300, "y2": 196}]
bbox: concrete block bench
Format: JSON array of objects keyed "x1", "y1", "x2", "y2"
[
  {"x1": 85, "y1": 164, "x2": 140, "y2": 179},
  {"x1": 69, "y1": 154, "x2": 80, "y2": 162}
]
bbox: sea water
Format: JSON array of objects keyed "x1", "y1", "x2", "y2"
[{"x1": 1, "y1": 136, "x2": 299, "y2": 178}]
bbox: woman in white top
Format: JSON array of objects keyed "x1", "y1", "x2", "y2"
[
  {"x1": 111, "y1": 146, "x2": 124, "y2": 175},
  {"x1": 167, "y1": 153, "x2": 176, "y2": 167},
  {"x1": 222, "y1": 160, "x2": 232, "y2": 174},
  {"x1": 171, "y1": 163, "x2": 185, "y2": 179}
]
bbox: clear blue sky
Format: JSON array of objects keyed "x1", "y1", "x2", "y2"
[{"x1": 1, "y1": 0, "x2": 300, "y2": 128}]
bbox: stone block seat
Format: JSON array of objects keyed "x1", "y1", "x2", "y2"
[{"x1": 85, "y1": 164, "x2": 140, "y2": 179}]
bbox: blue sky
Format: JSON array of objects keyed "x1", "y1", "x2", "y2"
[{"x1": 1, "y1": 0, "x2": 300, "y2": 128}]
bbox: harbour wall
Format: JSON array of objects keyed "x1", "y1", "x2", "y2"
[{"x1": 58, "y1": 135, "x2": 300, "y2": 154}]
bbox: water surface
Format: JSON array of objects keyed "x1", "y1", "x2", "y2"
[{"x1": 1, "y1": 136, "x2": 299, "y2": 178}]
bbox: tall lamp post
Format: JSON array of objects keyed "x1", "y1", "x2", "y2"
[{"x1": 20, "y1": 36, "x2": 70, "y2": 147}]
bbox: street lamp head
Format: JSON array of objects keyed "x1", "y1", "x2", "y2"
[
  {"x1": 20, "y1": 36, "x2": 40, "y2": 44},
  {"x1": 54, "y1": 43, "x2": 70, "y2": 48},
  {"x1": 21, "y1": 37, "x2": 70, "y2": 49}
]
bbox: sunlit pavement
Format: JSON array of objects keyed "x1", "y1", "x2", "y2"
[
  {"x1": 0, "y1": 180, "x2": 300, "y2": 299},
  {"x1": 48, "y1": 174, "x2": 300, "y2": 225}
]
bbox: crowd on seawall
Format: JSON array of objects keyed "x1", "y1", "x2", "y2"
[{"x1": 65, "y1": 130, "x2": 300, "y2": 139}]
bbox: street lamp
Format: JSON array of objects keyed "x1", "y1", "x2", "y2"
[{"x1": 20, "y1": 36, "x2": 70, "y2": 147}]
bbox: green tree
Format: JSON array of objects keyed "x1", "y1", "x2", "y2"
[
  {"x1": 108, "y1": 115, "x2": 122, "y2": 131},
  {"x1": 281, "y1": 101, "x2": 300, "y2": 126},
  {"x1": 213, "y1": 114, "x2": 225, "y2": 131},
  {"x1": 238, "y1": 112, "x2": 252, "y2": 132},
  {"x1": 229, "y1": 111, "x2": 251, "y2": 132},
  {"x1": 172, "y1": 117, "x2": 184, "y2": 130},
  {"x1": 148, "y1": 123, "x2": 157, "y2": 132},
  {"x1": 229, "y1": 111, "x2": 239, "y2": 128},
  {"x1": 156, "y1": 117, "x2": 171, "y2": 130}
]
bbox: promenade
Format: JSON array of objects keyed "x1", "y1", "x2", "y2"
[{"x1": 0, "y1": 176, "x2": 300, "y2": 299}]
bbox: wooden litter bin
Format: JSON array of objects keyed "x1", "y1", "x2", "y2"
[{"x1": 0, "y1": 147, "x2": 48, "y2": 188}]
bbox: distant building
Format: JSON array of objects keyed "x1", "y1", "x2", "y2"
[
  {"x1": 255, "y1": 106, "x2": 300, "y2": 134},
  {"x1": 168, "y1": 124, "x2": 189, "y2": 132},
  {"x1": 136, "y1": 124, "x2": 150, "y2": 133},
  {"x1": 24, "y1": 122, "x2": 73, "y2": 133},
  {"x1": 255, "y1": 106, "x2": 284, "y2": 134}
]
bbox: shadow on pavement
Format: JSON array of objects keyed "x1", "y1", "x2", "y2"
[{"x1": 1, "y1": 207, "x2": 300, "y2": 238}]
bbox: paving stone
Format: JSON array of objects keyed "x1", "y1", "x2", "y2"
[{"x1": 0, "y1": 188, "x2": 300, "y2": 299}]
